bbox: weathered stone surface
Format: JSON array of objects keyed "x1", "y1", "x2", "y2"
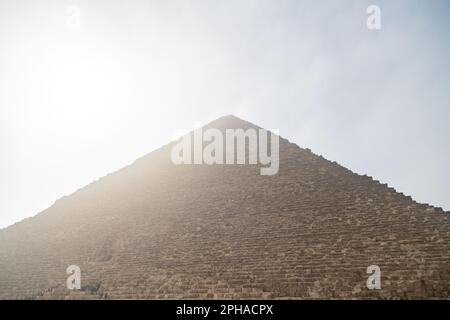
[{"x1": 0, "y1": 115, "x2": 449, "y2": 299}]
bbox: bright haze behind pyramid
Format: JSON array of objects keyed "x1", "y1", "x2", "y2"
[{"x1": 0, "y1": 115, "x2": 449, "y2": 299}]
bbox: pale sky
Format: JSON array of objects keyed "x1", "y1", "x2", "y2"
[{"x1": 1, "y1": 0, "x2": 449, "y2": 229}]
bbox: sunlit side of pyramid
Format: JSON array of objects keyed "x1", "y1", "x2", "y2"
[{"x1": 0, "y1": 115, "x2": 449, "y2": 299}]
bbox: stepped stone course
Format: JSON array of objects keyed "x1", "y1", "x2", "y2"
[{"x1": 0, "y1": 115, "x2": 449, "y2": 299}]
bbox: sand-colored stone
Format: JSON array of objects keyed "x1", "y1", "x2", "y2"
[{"x1": 0, "y1": 115, "x2": 449, "y2": 299}]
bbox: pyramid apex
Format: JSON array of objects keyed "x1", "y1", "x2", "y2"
[{"x1": 205, "y1": 114, "x2": 260, "y2": 131}]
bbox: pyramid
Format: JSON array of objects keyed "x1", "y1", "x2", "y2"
[{"x1": 0, "y1": 115, "x2": 449, "y2": 299}]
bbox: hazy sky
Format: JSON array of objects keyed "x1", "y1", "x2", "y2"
[{"x1": 1, "y1": 0, "x2": 449, "y2": 229}]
